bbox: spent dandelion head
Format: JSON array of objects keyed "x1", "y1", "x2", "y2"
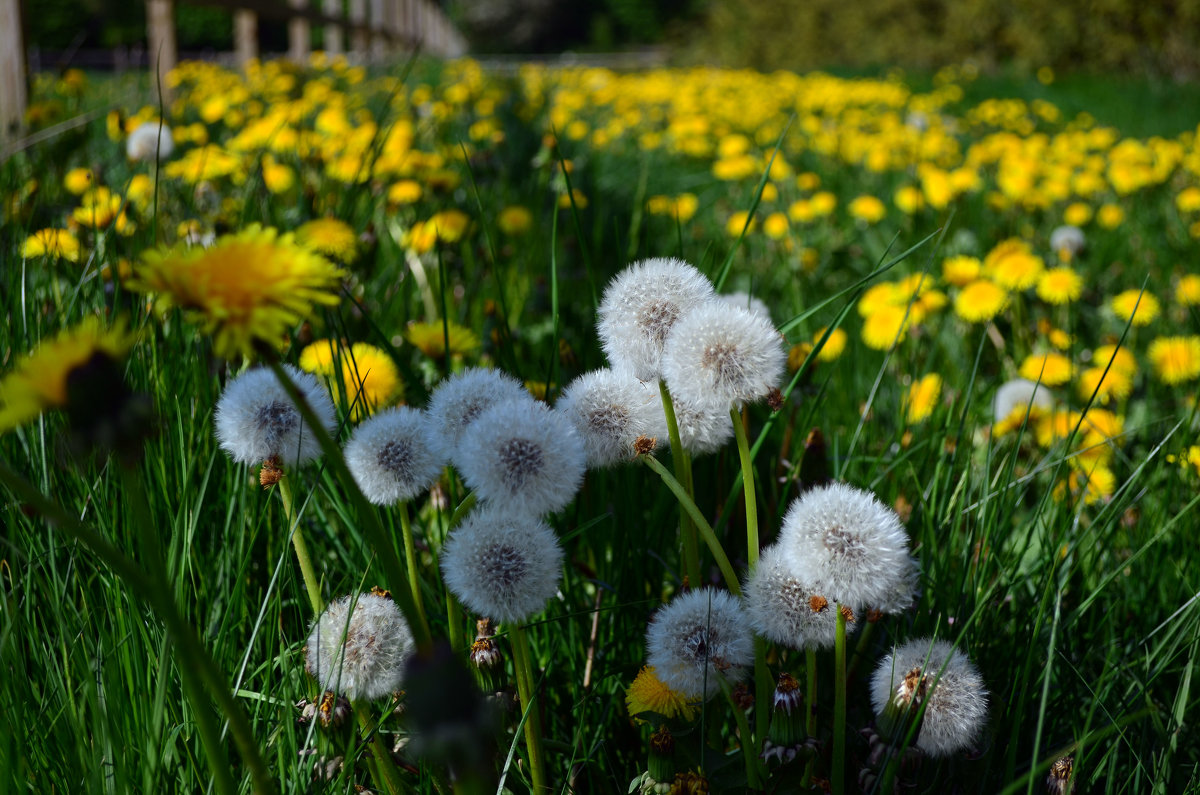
[
  {"x1": 645, "y1": 588, "x2": 754, "y2": 700},
  {"x1": 743, "y1": 544, "x2": 844, "y2": 651},
  {"x1": 306, "y1": 591, "x2": 416, "y2": 701},
  {"x1": 440, "y1": 504, "x2": 563, "y2": 624},
  {"x1": 650, "y1": 393, "x2": 734, "y2": 456},
  {"x1": 130, "y1": 225, "x2": 346, "y2": 360},
  {"x1": 661, "y1": 303, "x2": 786, "y2": 409},
  {"x1": 426, "y1": 367, "x2": 530, "y2": 464},
  {"x1": 344, "y1": 407, "x2": 444, "y2": 505},
  {"x1": 214, "y1": 364, "x2": 336, "y2": 468},
  {"x1": 597, "y1": 258, "x2": 715, "y2": 382},
  {"x1": 557, "y1": 368, "x2": 661, "y2": 468},
  {"x1": 126, "y1": 121, "x2": 175, "y2": 162}
]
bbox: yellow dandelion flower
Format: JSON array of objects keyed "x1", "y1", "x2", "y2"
[
  {"x1": 130, "y1": 225, "x2": 345, "y2": 360},
  {"x1": 498, "y1": 205, "x2": 533, "y2": 236},
  {"x1": 993, "y1": 403, "x2": 1050, "y2": 438},
  {"x1": 1096, "y1": 203, "x2": 1124, "y2": 229},
  {"x1": 262, "y1": 158, "x2": 295, "y2": 194},
  {"x1": 813, "y1": 327, "x2": 847, "y2": 362},
  {"x1": 1110, "y1": 289, "x2": 1160, "y2": 327},
  {"x1": 1177, "y1": 187, "x2": 1200, "y2": 213},
  {"x1": 787, "y1": 342, "x2": 813, "y2": 372},
  {"x1": 1036, "y1": 267, "x2": 1083, "y2": 305},
  {"x1": 72, "y1": 187, "x2": 123, "y2": 229},
  {"x1": 1077, "y1": 365, "x2": 1132, "y2": 402},
  {"x1": 858, "y1": 282, "x2": 900, "y2": 317},
  {"x1": 985, "y1": 239, "x2": 1044, "y2": 291},
  {"x1": 625, "y1": 666, "x2": 697, "y2": 722},
  {"x1": 1148, "y1": 336, "x2": 1200, "y2": 385},
  {"x1": 298, "y1": 339, "x2": 340, "y2": 374},
  {"x1": 0, "y1": 317, "x2": 135, "y2": 432},
  {"x1": 1063, "y1": 202, "x2": 1092, "y2": 226},
  {"x1": 903, "y1": 373, "x2": 942, "y2": 424},
  {"x1": 848, "y1": 195, "x2": 887, "y2": 224},
  {"x1": 405, "y1": 321, "x2": 481, "y2": 359},
  {"x1": 726, "y1": 210, "x2": 756, "y2": 236},
  {"x1": 795, "y1": 172, "x2": 820, "y2": 191},
  {"x1": 763, "y1": 212, "x2": 789, "y2": 240},
  {"x1": 340, "y1": 342, "x2": 403, "y2": 419},
  {"x1": 942, "y1": 256, "x2": 982, "y2": 287},
  {"x1": 1035, "y1": 408, "x2": 1082, "y2": 448},
  {"x1": 429, "y1": 210, "x2": 471, "y2": 243},
  {"x1": 22, "y1": 228, "x2": 81, "y2": 262},
  {"x1": 387, "y1": 180, "x2": 423, "y2": 205},
  {"x1": 760, "y1": 183, "x2": 779, "y2": 203},
  {"x1": 296, "y1": 218, "x2": 358, "y2": 263},
  {"x1": 523, "y1": 380, "x2": 554, "y2": 401},
  {"x1": 671, "y1": 193, "x2": 699, "y2": 223},
  {"x1": 64, "y1": 168, "x2": 94, "y2": 195},
  {"x1": 1093, "y1": 344, "x2": 1138, "y2": 378},
  {"x1": 1178, "y1": 274, "x2": 1200, "y2": 306},
  {"x1": 1019, "y1": 352, "x2": 1074, "y2": 386},
  {"x1": 954, "y1": 280, "x2": 1008, "y2": 323},
  {"x1": 861, "y1": 305, "x2": 912, "y2": 350},
  {"x1": 787, "y1": 199, "x2": 815, "y2": 224},
  {"x1": 810, "y1": 191, "x2": 837, "y2": 216},
  {"x1": 403, "y1": 221, "x2": 438, "y2": 255},
  {"x1": 893, "y1": 185, "x2": 925, "y2": 214},
  {"x1": 557, "y1": 189, "x2": 588, "y2": 210},
  {"x1": 1062, "y1": 461, "x2": 1115, "y2": 506},
  {"x1": 163, "y1": 144, "x2": 243, "y2": 183}
]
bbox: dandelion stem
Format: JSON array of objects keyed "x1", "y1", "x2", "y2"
[
  {"x1": 659, "y1": 380, "x2": 701, "y2": 587},
  {"x1": 721, "y1": 676, "x2": 762, "y2": 788},
  {"x1": 509, "y1": 623, "x2": 549, "y2": 793},
  {"x1": 355, "y1": 702, "x2": 407, "y2": 795},
  {"x1": 276, "y1": 475, "x2": 323, "y2": 616},
  {"x1": 832, "y1": 605, "x2": 848, "y2": 795},
  {"x1": 731, "y1": 406, "x2": 760, "y2": 568},
  {"x1": 803, "y1": 647, "x2": 818, "y2": 787},
  {"x1": 443, "y1": 492, "x2": 477, "y2": 655},
  {"x1": 639, "y1": 454, "x2": 740, "y2": 596},
  {"x1": 398, "y1": 501, "x2": 431, "y2": 641}
]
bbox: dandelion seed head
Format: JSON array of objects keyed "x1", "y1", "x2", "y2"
[
  {"x1": 662, "y1": 303, "x2": 785, "y2": 409},
  {"x1": 744, "y1": 545, "x2": 844, "y2": 651},
  {"x1": 426, "y1": 367, "x2": 531, "y2": 465},
  {"x1": 305, "y1": 592, "x2": 416, "y2": 701},
  {"x1": 214, "y1": 364, "x2": 336, "y2": 467},
  {"x1": 645, "y1": 589, "x2": 754, "y2": 700},
  {"x1": 126, "y1": 121, "x2": 175, "y2": 162},
  {"x1": 344, "y1": 407, "x2": 444, "y2": 504},
  {"x1": 558, "y1": 368, "x2": 660, "y2": 467}
]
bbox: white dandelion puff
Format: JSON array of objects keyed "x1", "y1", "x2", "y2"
[
  {"x1": 650, "y1": 392, "x2": 734, "y2": 456},
  {"x1": 456, "y1": 399, "x2": 585, "y2": 515},
  {"x1": 596, "y1": 258, "x2": 715, "y2": 382},
  {"x1": 305, "y1": 592, "x2": 416, "y2": 701},
  {"x1": 1049, "y1": 225, "x2": 1086, "y2": 258},
  {"x1": 715, "y1": 291, "x2": 772, "y2": 322},
  {"x1": 214, "y1": 364, "x2": 337, "y2": 467},
  {"x1": 645, "y1": 588, "x2": 754, "y2": 700},
  {"x1": 440, "y1": 504, "x2": 563, "y2": 624},
  {"x1": 744, "y1": 544, "x2": 847, "y2": 651},
  {"x1": 344, "y1": 407, "x2": 444, "y2": 505},
  {"x1": 557, "y1": 368, "x2": 661, "y2": 467},
  {"x1": 992, "y1": 378, "x2": 1055, "y2": 423},
  {"x1": 126, "y1": 121, "x2": 175, "y2": 161},
  {"x1": 661, "y1": 302, "x2": 786, "y2": 409},
  {"x1": 777, "y1": 482, "x2": 911, "y2": 610},
  {"x1": 426, "y1": 367, "x2": 531, "y2": 466},
  {"x1": 870, "y1": 638, "x2": 989, "y2": 757}
]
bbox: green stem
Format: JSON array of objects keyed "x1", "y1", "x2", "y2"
[
  {"x1": 398, "y1": 501, "x2": 431, "y2": 641},
  {"x1": 276, "y1": 475, "x2": 323, "y2": 616},
  {"x1": 638, "y1": 454, "x2": 741, "y2": 596},
  {"x1": 753, "y1": 637, "x2": 771, "y2": 756},
  {"x1": 731, "y1": 406, "x2": 759, "y2": 568},
  {"x1": 722, "y1": 677, "x2": 762, "y2": 788},
  {"x1": 355, "y1": 702, "x2": 408, "y2": 795},
  {"x1": 659, "y1": 380, "x2": 700, "y2": 587},
  {"x1": 847, "y1": 619, "x2": 876, "y2": 681},
  {"x1": 803, "y1": 647, "x2": 818, "y2": 787},
  {"x1": 443, "y1": 492, "x2": 477, "y2": 655},
  {"x1": 833, "y1": 606, "x2": 848, "y2": 795},
  {"x1": 509, "y1": 624, "x2": 548, "y2": 793}
]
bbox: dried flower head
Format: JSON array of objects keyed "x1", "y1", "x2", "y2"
[
  {"x1": 344, "y1": 407, "x2": 444, "y2": 504},
  {"x1": 645, "y1": 589, "x2": 754, "y2": 700},
  {"x1": 662, "y1": 303, "x2": 786, "y2": 409},
  {"x1": 456, "y1": 399, "x2": 585, "y2": 515},
  {"x1": 126, "y1": 121, "x2": 174, "y2": 161},
  {"x1": 597, "y1": 258, "x2": 715, "y2": 382},
  {"x1": 214, "y1": 364, "x2": 337, "y2": 468},
  {"x1": 557, "y1": 368, "x2": 661, "y2": 467},
  {"x1": 305, "y1": 592, "x2": 416, "y2": 701},
  {"x1": 777, "y1": 482, "x2": 911, "y2": 610},
  {"x1": 426, "y1": 367, "x2": 530, "y2": 465},
  {"x1": 744, "y1": 544, "x2": 845, "y2": 651},
  {"x1": 440, "y1": 504, "x2": 564, "y2": 624},
  {"x1": 870, "y1": 638, "x2": 989, "y2": 757}
]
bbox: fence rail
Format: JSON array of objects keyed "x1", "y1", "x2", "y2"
[{"x1": 0, "y1": 0, "x2": 467, "y2": 146}]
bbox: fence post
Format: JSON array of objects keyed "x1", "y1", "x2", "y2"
[
  {"x1": 369, "y1": 0, "x2": 386, "y2": 59},
  {"x1": 348, "y1": 0, "x2": 367, "y2": 59},
  {"x1": 0, "y1": 0, "x2": 26, "y2": 143},
  {"x1": 234, "y1": 10, "x2": 258, "y2": 69},
  {"x1": 145, "y1": 0, "x2": 177, "y2": 99},
  {"x1": 288, "y1": 0, "x2": 311, "y2": 63},
  {"x1": 323, "y1": 0, "x2": 343, "y2": 54}
]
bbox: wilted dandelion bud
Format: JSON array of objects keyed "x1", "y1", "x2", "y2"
[
  {"x1": 662, "y1": 303, "x2": 786, "y2": 409},
  {"x1": 126, "y1": 121, "x2": 174, "y2": 161},
  {"x1": 426, "y1": 367, "x2": 530, "y2": 465},
  {"x1": 645, "y1": 589, "x2": 754, "y2": 700},
  {"x1": 305, "y1": 591, "x2": 416, "y2": 701},
  {"x1": 440, "y1": 504, "x2": 564, "y2": 624},
  {"x1": 1046, "y1": 756, "x2": 1075, "y2": 794},
  {"x1": 870, "y1": 639, "x2": 989, "y2": 757},
  {"x1": 597, "y1": 258, "x2": 715, "y2": 382},
  {"x1": 557, "y1": 368, "x2": 661, "y2": 467},
  {"x1": 777, "y1": 482, "x2": 912, "y2": 611},
  {"x1": 762, "y1": 672, "x2": 809, "y2": 766},
  {"x1": 343, "y1": 406, "x2": 444, "y2": 504},
  {"x1": 215, "y1": 364, "x2": 337, "y2": 469},
  {"x1": 744, "y1": 544, "x2": 846, "y2": 651},
  {"x1": 456, "y1": 399, "x2": 585, "y2": 515}
]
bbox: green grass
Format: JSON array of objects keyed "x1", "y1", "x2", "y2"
[{"x1": 2, "y1": 57, "x2": 1200, "y2": 794}]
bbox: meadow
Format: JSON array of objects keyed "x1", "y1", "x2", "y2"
[{"x1": 2, "y1": 55, "x2": 1200, "y2": 794}]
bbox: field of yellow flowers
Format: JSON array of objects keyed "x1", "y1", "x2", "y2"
[{"x1": 3, "y1": 55, "x2": 1200, "y2": 794}]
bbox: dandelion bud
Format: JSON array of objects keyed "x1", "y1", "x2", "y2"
[
  {"x1": 762, "y1": 672, "x2": 809, "y2": 766},
  {"x1": 647, "y1": 725, "x2": 676, "y2": 786}
]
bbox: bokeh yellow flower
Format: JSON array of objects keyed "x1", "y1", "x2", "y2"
[
  {"x1": 1178, "y1": 274, "x2": 1200, "y2": 306},
  {"x1": 903, "y1": 373, "x2": 942, "y2": 424},
  {"x1": 1110, "y1": 289, "x2": 1160, "y2": 327},
  {"x1": 1019, "y1": 352, "x2": 1074, "y2": 386},
  {"x1": 22, "y1": 228, "x2": 81, "y2": 262},
  {"x1": 848, "y1": 195, "x2": 887, "y2": 224},
  {"x1": 1036, "y1": 267, "x2": 1083, "y2": 304},
  {"x1": 64, "y1": 168, "x2": 94, "y2": 195},
  {"x1": 497, "y1": 205, "x2": 533, "y2": 236},
  {"x1": 131, "y1": 225, "x2": 345, "y2": 359},
  {"x1": 1148, "y1": 336, "x2": 1200, "y2": 384},
  {"x1": 861, "y1": 305, "x2": 912, "y2": 350},
  {"x1": 954, "y1": 280, "x2": 1008, "y2": 323},
  {"x1": 942, "y1": 256, "x2": 981, "y2": 287},
  {"x1": 405, "y1": 321, "x2": 481, "y2": 359},
  {"x1": 296, "y1": 218, "x2": 358, "y2": 263}
]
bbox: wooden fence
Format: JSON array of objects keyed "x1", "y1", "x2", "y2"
[{"x1": 1, "y1": 0, "x2": 467, "y2": 147}]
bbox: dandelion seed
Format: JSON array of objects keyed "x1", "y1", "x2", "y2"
[
  {"x1": 440, "y1": 504, "x2": 563, "y2": 624},
  {"x1": 344, "y1": 407, "x2": 443, "y2": 504},
  {"x1": 306, "y1": 591, "x2": 416, "y2": 701},
  {"x1": 645, "y1": 589, "x2": 754, "y2": 700},
  {"x1": 597, "y1": 258, "x2": 715, "y2": 382},
  {"x1": 662, "y1": 303, "x2": 785, "y2": 409},
  {"x1": 214, "y1": 364, "x2": 336, "y2": 467},
  {"x1": 870, "y1": 638, "x2": 988, "y2": 757}
]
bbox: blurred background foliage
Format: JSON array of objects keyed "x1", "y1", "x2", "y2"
[{"x1": 19, "y1": 0, "x2": 1200, "y2": 79}]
